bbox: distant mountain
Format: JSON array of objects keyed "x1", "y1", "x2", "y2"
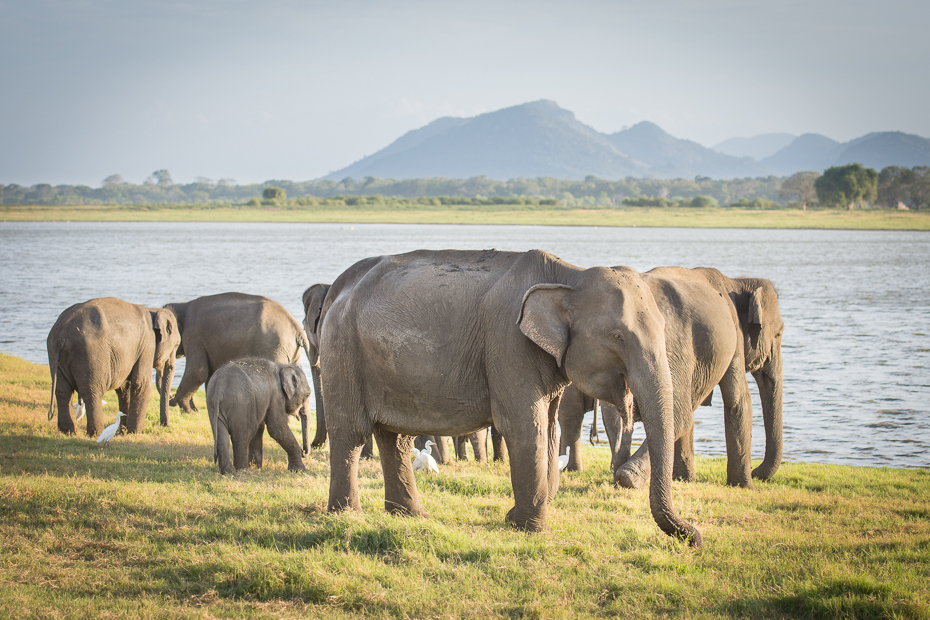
[
  {"x1": 325, "y1": 100, "x2": 649, "y2": 181},
  {"x1": 605, "y1": 122, "x2": 766, "y2": 179},
  {"x1": 325, "y1": 100, "x2": 930, "y2": 181},
  {"x1": 713, "y1": 133, "x2": 797, "y2": 160},
  {"x1": 832, "y1": 132, "x2": 930, "y2": 169},
  {"x1": 762, "y1": 134, "x2": 841, "y2": 176}
]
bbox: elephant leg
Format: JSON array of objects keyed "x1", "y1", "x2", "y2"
[
  {"x1": 232, "y1": 431, "x2": 252, "y2": 471},
  {"x1": 614, "y1": 441, "x2": 651, "y2": 490},
  {"x1": 491, "y1": 424, "x2": 507, "y2": 462},
  {"x1": 124, "y1": 358, "x2": 153, "y2": 434},
  {"x1": 431, "y1": 436, "x2": 451, "y2": 464},
  {"x1": 373, "y1": 427, "x2": 426, "y2": 517},
  {"x1": 55, "y1": 374, "x2": 76, "y2": 435},
  {"x1": 471, "y1": 428, "x2": 488, "y2": 463},
  {"x1": 719, "y1": 360, "x2": 755, "y2": 489},
  {"x1": 249, "y1": 421, "x2": 265, "y2": 469},
  {"x1": 751, "y1": 369, "x2": 783, "y2": 481},
  {"x1": 673, "y1": 419, "x2": 696, "y2": 482},
  {"x1": 215, "y1": 420, "x2": 234, "y2": 474},
  {"x1": 327, "y1": 425, "x2": 368, "y2": 512},
  {"x1": 361, "y1": 434, "x2": 374, "y2": 459},
  {"x1": 557, "y1": 388, "x2": 585, "y2": 471},
  {"x1": 498, "y1": 398, "x2": 555, "y2": 532},
  {"x1": 81, "y1": 382, "x2": 107, "y2": 438},
  {"x1": 265, "y1": 415, "x2": 306, "y2": 472},
  {"x1": 453, "y1": 436, "x2": 468, "y2": 460},
  {"x1": 115, "y1": 384, "x2": 130, "y2": 419},
  {"x1": 171, "y1": 349, "x2": 207, "y2": 413}
]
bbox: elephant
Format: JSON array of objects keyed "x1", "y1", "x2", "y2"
[
  {"x1": 207, "y1": 358, "x2": 312, "y2": 474},
  {"x1": 453, "y1": 429, "x2": 488, "y2": 462},
  {"x1": 302, "y1": 283, "x2": 374, "y2": 459},
  {"x1": 318, "y1": 249, "x2": 701, "y2": 546},
  {"x1": 46, "y1": 297, "x2": 180, "y2": 436},
  {"x1": 559, "y1": 266, "x2": 784, "y2": 490},
  {"x1": 164, "y1": 292, "x2": 313, "y2": 428}
]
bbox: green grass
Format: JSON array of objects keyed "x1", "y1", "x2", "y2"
[
  {"x1": 2, "y1": 203, "x2": 930, "y2": 229},
  {"x1": 2, "y1": 351, "x2": 929, "y2": 618}
]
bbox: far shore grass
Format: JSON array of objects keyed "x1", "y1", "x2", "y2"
[
  {"x1": 2, "y1": 351, "x2": 929, "y2": 618},
  {"x1": 2, "y1": 203, "x2": 929, "y2": 229}
]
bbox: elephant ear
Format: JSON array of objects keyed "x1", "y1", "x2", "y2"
[
  {"x1": 518, "y1": 283, "x2": 573, "y2": 367},
  {"x1": 280, "y1": 365, "x2": 302, "y2": 402},
  {"x1": 302, "y1": 283, "x2": 330, "y2": 365},
  {"x1": 748, "y1": 287, "x2": 765, "y2": 325},
  {"x1": 151, "y1": 309, "x2": 173, "y2": 344}
]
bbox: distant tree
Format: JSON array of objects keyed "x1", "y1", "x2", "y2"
[
  {"x1": 263, "y1": 186, "x2": 286, "y2": 202},
  {"x1": 687, "y1": 195, "x2": 718, "y2": 208},
  {"x1": 146, "y1": 169, "x2": 173, "y2": 187},
  {"x1": 909, "y1": 166, "x2": 930, "y2": 210},
  {"x1": 779, "y1": 171, "x2": 820, "y2": 209},
  {"x1": 814, "y1": 164, "x2": 878, "y2": 209},
  {"x1": 194, "y1": 176, "x2": 214, "y2": 186},
  {"x1": 102, "y1": 174, "x2": 124, "y2": 187},
  {"x1": 218, "y1": 178, "x2": 236, "y2": 186}
]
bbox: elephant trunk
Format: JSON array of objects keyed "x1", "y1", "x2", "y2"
[
  {"x1": 628, "y1": 361, "x2": 702, "y2": 547},
  {"x1": 751, "y1": 357, "x2": 783, "y2": 480},
  {"x1": 158, "y1": 361, "x2": 174, "y2": 426},
  {"x1": 309, "y1": 365, "x2": 327, "y2": 450}
]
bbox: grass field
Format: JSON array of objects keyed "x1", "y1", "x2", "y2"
[
  {"x1": 1, "y1": 352, "x2": 929, "y2": 618},
  {"x1": 2, "y1": 203, "x2": 930, "y2": 230}
]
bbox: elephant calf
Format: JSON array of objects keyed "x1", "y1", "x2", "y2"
[{"x1": 207, "y1": 358, "x2": 312, "y2": 474}]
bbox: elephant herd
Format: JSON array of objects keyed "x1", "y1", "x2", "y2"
[{"x1": 46, "y1": 248, "x2": 786, "y2": 548}]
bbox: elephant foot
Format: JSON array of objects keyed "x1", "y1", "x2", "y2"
[
  {"x1": 614, "y1": 463, "x2": 648, "y2": 490},
  {"x1": 288, "y1": 461, "x2": 306, "y2": 472},
  {"x1": 751, "y1": 462, "x2": 779, "y2": 481},
  {"x1": 310, "y1": 440, "x2": 326, "y2": 450},
  {"x1": 505, "y1": 506, "x2": 547, "y2": 532},
  {"x1": 726, "y1": 477, "x2": 755, "y2": 490},
  {"x1": 384, "y1": 501, "x2": 428, "y2": 518}
]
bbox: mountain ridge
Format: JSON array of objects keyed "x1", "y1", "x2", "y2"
[{"x1": 324, "y1": 101, "x2": 930, "y2": 181}]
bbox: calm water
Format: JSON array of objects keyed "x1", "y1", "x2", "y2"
[{"x1": 1, "y1": 221, "x2": 928, "y2": 468}]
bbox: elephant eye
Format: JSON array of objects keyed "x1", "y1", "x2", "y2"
[{"x1": 610, "y1": 331, "x2": 624, "y2": 341}]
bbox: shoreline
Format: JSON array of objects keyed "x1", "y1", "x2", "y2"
[{"x1": 2, "y1": 204, "x2": 929, "y2": 230}]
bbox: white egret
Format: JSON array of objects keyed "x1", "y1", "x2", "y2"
[
  {"x1": 96, "y1": 412, "x2": 126, "y2": 446},
  {"x1": 559, "y1": 447, "x2": 570, "y2": 472},
  {"x1": 414, "y1": 440, "x2": 439, "y2": 474},
  {"x1": 73, "y1": 400, "x2": 85, "y2": 421}
]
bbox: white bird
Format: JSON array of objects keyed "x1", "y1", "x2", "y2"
[
  {"x1": 413, "y1": 440, "x2": 439, "y2": 474},
  {"x1": 73, "y1": 400, "x2": 85, "y2": 421},
  {"x1": 97, "y1": 412, "x2": 126, "y2": 446},
  {"x1": 559, "y1": 447, "x2": 571, "y2": 472}
]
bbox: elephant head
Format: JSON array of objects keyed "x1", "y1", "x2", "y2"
[
  {"x1": 732, "y1": 278, "x2": 784, "y2": 480},
  {"x1": 301, "y1": 283, "x2": 331, "y2": 452},
  {"x1": 150, "y1": 307, "x2": 181, "y2": 426},
  {"x1": 280, "y1": 363, "x2": 312, "y2": 417},
  {"x1": 519, "y1": 266, "x2": 701, "y2": 546}
]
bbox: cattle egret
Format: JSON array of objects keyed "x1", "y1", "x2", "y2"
[
  {"x1": 414, "y1": 440, "x2": 439, "y2": 474},
  {"x1": 559, "y1": 447, "x2": 571, "y2": 471},
  {"x1": 73, "y1": 400, "x2": 85, "y2": 421},
  {"x1": 97, "y1": 412, "x2": 126, "y2": 446}
]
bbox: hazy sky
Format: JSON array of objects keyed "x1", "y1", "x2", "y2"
[{"x1": 2, "y1": 0, "x2": 928, "y2": 186}]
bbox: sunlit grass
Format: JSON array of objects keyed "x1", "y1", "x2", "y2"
[
  {"x1": 1, "y1": 351, "x2": 928, "y2": 618},
  {"x1": 2, "y1": 203, "x2": 929, "y2": 230}
]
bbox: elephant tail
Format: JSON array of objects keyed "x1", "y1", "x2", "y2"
[{"x1": 47, "y1": 347, "x2": 60, "y2": 421}]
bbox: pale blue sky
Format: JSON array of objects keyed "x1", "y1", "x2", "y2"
[{"x1": 1, "y1": 0, "x2": 927, "y2": 186}]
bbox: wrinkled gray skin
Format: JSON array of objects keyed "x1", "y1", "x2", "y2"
[
  {"x1": 207, "y1": 358, "x2": 311, "y2": 474},
  {"x1": 319, "y1": 249, "x2": 701, "y2": 545},
  {"x1": 165, "y1": 293, "x2": 313, "y2": 431},
  {"x1": 557, "y1": 386, "x2": 600, "y2": 471},
  {"x1": 47, "y1": 297, "x2": 180, "y2": 436},
  {"x1": 560, "y1": 266, "x2": 784, "y2": 489}
]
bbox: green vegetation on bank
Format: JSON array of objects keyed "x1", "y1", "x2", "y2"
[
  {"x1": 2, "y1": 201, "x2": 929, "y2": 230},
  {"x1": 2, "y1": 352, "x2": 929, "y2": 618}
]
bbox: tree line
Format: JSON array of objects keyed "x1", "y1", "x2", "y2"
[{"x1": 2, "y1": 166, "x2": 927, "y2": 209}]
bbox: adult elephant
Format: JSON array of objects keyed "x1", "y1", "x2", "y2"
[
  {"x1": 164, "y1": 293, "x2": 313, "y2": 428},
  {"x1": 575, "y1": 266, "x2": 784, "y2": 490},
  {"x1": 319, "y1": 249, "x2": 701, "y2": 546},
  {"x1": 47, "y1": 297, "x2": 180, "y2": 436}
]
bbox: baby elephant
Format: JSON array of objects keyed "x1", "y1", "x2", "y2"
[{"x1": 207, "y1": 358, "x2": 311, "y2": 474}]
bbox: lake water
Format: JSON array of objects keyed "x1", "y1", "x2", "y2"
[{"x1": 1, "y1": 221, "x2": 928, "y2": 469}]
